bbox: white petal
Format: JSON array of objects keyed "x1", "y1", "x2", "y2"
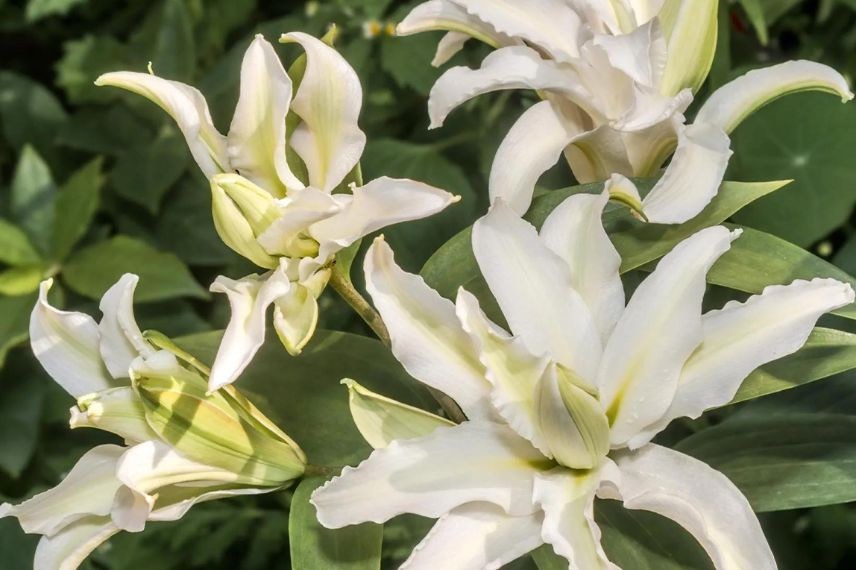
[
  {"x1": 641, "y1": 122, "x2": 732, "y2": 224},
  {"x1": 256, "y1": 187, "x2": 341, "y2": 258},
  {"x1": 343, "y1": 379, "x2": 454, "y2": 449},
  {"x1": 0, "y1": 445, "x2": 124, "y2": 536},
  {"x1": 696, "y1": 60, "x2": 854, "y2": 134},
  {"x1": 281, "y1": 32, "x2": 366, "y2": 193},
  {"x1": 33, "y1": 516, "x2": 118, "y2": 570},
  {"x1": 364, "y1": 238, "x2": 493, "y2": 420},
  {"x1": 433, "y1": 31, "x2": 472, "y2": 67},
  {"x1": 397, "y1": 0, "x2": 510, "y2": 50},
  {"x1": 70, "y1": 387, "x2": 158, "y2": 445},
  {"x1": 540, "y1": 189, "x2": 625, "y2": 341},
  {"x1": 309, "y1": 176, "x2": 459, "y2": 262},
  {"x1": 428, "y1": 46, "x2": 598, "y2": 129},
  {"x1": 598, "y1": 226, "x2": 738, "y2": 447},
  {"x1": 600, "y1": 444, "x2": 776, "y2": 570},
  {"x1": 632, "y1": 278, "x2": 855, "y2": 447},
  {"x1": 310, "y1": 422, "x2": 544, "y2": 528},
  {"x1": 658, "y1": 0, "x2": 718, "y2": 95},
  {"x1": 208, "y1": 267, "x2": 292, "y2": 391},
  {"x1": 402, "y1": 503, "x2": 544, "y2": 570},
  {"x1": 593, "y1": 19, "x2": 667, "y2": 87},
  {"x1": 564, "y1": 123, "x2": 634, "y2": 183},
  {"x1": 98, "y1": 274, "x2": 155, "y2": 379},
  {"x1": 532, "y1": 467, "x2": 616, "y2": 570},
  {"x1": 472, "y1": 200, "x2": 602, "y2": 383},
  {"x1": 272, "y1": 282, "x2": 319, "y2": 356},
  {"x1": 455, "y1": 289, "x2": 550, "y2": 453},
  {"x1": 148, "y1": 487, "x2": 270, "y2": 523},
  {"x1": 489, "y1": 100, "x2": 583, "y2": 216},
  {"x1": 29, "y1": 279, "x2": 114, "y2": 397},
  {"x1": 228, "y1": 35, "x2": 304, "y2": 196},
  {"x1": 94, "y1": 72, "x2": 228, "y2": 178},
  {"x1": 448, "y1": 0, "x2": 584, "y2": 61}
]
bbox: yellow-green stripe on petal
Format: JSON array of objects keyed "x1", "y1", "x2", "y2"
[
  {"x1": 695, "y1": 60, "x2": 854, "y2": 134},
  {"x1": 658, "y1": 0, "x2": 719, "y2": 96}
]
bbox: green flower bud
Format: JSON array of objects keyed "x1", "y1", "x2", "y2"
[
  {"x1": 132, "y1": 354, "x2": 306, "y2": 487},
  {"x1": 210, "y1": 173, "x2": 282, "y2": 269}
]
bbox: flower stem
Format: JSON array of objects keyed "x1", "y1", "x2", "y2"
[{"x1": 329, "y1": 271, "x2": 467, "y2": 424}]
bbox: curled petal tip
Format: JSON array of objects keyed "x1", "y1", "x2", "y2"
[{"x1": 730, "y1": 228, "x2": 744, "y2": 241}]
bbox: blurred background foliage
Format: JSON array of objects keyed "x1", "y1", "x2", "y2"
[{"x1": 0, "y1": 0, "x2": 855, "y2": 568}]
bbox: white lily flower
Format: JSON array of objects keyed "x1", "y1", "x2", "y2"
[
  {"x1": 311, "y1": 194, "x2": 854, "y2": 569},
  {"x1": 98, "y1": 32, "x2": 459, "y2": 389},
  {"x1": 1, "y1": 276, "x2": 306, "y2": 570},
  {"x1": 399, "y1": 0, "x2": 853, "y2": 223}
]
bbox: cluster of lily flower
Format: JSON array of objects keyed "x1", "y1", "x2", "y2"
[{"x1": 3, "y1": 1, "x2": 855, "y2": 569}]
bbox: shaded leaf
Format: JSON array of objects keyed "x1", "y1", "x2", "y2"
[
  {"x1": 0, "y1": 219, "x2": 41, "y2": 266},
  {"x1": 52, "y1": 156, "x2": 104, "y2": 261},
  {"x1": 0, "y1": 292, "x2": 38, "y2": 369},
  {"x1": 10, "y1": 145, "x2": 56, "y2": 255},
  {"x1": 0, "y1": 72, "x2": 67, "y2": 160},
  {"x1": 111, "y1": 133, "x2": 187, "y2": 214},
  {"x1": 25, "y1": 0, "x2": 87, "y2": 21}
]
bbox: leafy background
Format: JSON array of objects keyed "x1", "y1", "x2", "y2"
[{"x1": 1, "y1": 0, "x2": 856, "y2": 568}]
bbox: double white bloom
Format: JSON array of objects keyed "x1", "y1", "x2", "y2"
[
  {"x1": 311, "y1": 190, "x2": 854, "y2": 569},
  {"x1": 399, "y1": 0, "x2": 853, "y2": 222},
  {"x1": 1, "y1": 275, "x2": 305, "y2": 570},
  {"x1": 97, "y1": 32, "x2": 458, "y2": 391}
]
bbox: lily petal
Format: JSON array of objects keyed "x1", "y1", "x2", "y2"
[
  {"x1": 272, "y1": 282, "x2": 319, "y2": 356},
  {"x1": 0, "y1": 445, "x2": 124, "y2": 536},
  {"x1": 208, "y1": 267, "x2": 292, "y2": 392},
  {"x1": 280, "y1": 32, "x2": 366, "y2": 193},
  {"x1": 489, "y1": 100, "x2": 583, "y2": 216},
  {"x1": 472, "y1": 200, "x2": 602, "y2": 383},
  {"x1": 532, "y1": 467, "x2": 616, "y2": 570},
  {"x1": 343, "y1": 379, "x2": 454, "y2": 449},
  {"x1": 540, "y1": 189, "x2": 625, "y2": 341},
  {"x1": 364, "y1": 238, "x2": 493, "y2": 420},
  {"x1": 397, "y1": 0, "x2": 509, "y2": 51},
  {"x1": 70, "y1": 387, "x2": 159, "y2": 445},
  {"x1": 311, "y1": 422, "x2": 544, "y2": 528},
  {"x1": 33, "y1": 516, "x2": 118, "y2": 570},
  {"x1": 432, "y1": 32, "x2": 472, "y2": 66},
  {"x1": 447, "y1": 0, "x2": 584, "y2": 61},
  {"x1": 641, "y1": 122, "x2": 732, "y2": 224},
  {"x1": 29, "y1": 279, "x2": 114, "y2": 398},
  {"x1": 401, "y1": 503, "x2": 544, "y2": 569},
  {"x1": 695, "y1": 60, "x2": 854, "y2": 134},
  {"x1": 600, "y1": 444, "x2": 776, "y2": 570},
  {"x1": 228, "y1": 35, "x2": 304, "y2": 196},
  {"x1": 598, "y1": 226, "x2": 738, "y2": 447},
  {"x1": 632, "y1": 278, "x2": 855, "y2": 446},
  {"x1": 98, "y1": 274, "x2": 156, "y2": 379},
  {"x1": 658, "y1": 0, "x2": 718, "y2": 95},
  {"x1": 593, "y1": 19, "x2": 667, "y2": 87},
  {"x1": 94, "y1": 72, "x2": 228, "y2": 178},
  {"x1": 428, "y1": 46, "x2": 598, "y2": 129},
  {"x1": 310, "y1": 177, "x2": 459, "y2": 262}
]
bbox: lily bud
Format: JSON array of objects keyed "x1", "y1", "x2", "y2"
[
  {"x1": 132, "y1": 352, "x2": 306, "y2": 487},
  {"x1": 210, "y1": 173, "x2": 282, "y2": 269}
]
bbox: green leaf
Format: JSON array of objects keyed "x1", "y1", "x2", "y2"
[
  {"x1": 736, "y1": 0, "x2": 769, "y2": 44},
  {"x1": 134, "y1": 0, "x2": 195, "y2": 81},
  {"x1": 51, "y1": 157, "x2": 104, "y2": 261},
  {"x1": 0, "y1": 72, "x2": 68, "y2": 160},
  {"x1": 0, "y1": 265, "x2": 44, "y2": 296},
  {"x1": 56, "y1": 35, "x2": 131, "y2": 104},
  {"x1": 290, "y1": 476, "x2": 383, "y2": 570},
  {"x1": 709, "y1": 225, "x2": 856, "y2": 320},
  {"x1": 677, "y1": 414, "x2": 856, "y2": 512},
  {"x1": 57, "y1": 106, "x2": 154, "y2": 155},
  {"x1": 733, "y1": 328, "x2": 856, "y2": 404},
  {"x1": 10, "y1": 145, "x2": 57, "y2": 255},
  {"x1": 0, "y1": 292, "x2": 38, "y2": 369},
  {"x1": 421, "y1": 180, "x2": 787, "y2": 301},
  {"x1": 25, "y1": 0, "x2": 87, "y2": 21},
  {"x1": 0, "y1": 352, "x2": 46, "y2": 477},
  {"x1": 379, "y1": 33, "x2": 442, "y2": 94},
  {"x1": 0, "y1": 219, "x2": 41, "y2": 266},
  {"x1": 730, "y1": 93, "x2": 856, "y2": 246},
  {"x1": 63, "y1": 235, "x2": 207, "y2": 302},
  {"x1": 175, "y1": 329, "x2": 434, "y2": 466},
  {"x1": 111, "y1": 133, "x2": 188, "y2": 214},
  {"x1": 0, "y1": 519, "x2": 38, "y2": 570}
]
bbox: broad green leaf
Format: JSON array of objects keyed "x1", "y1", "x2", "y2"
[
  {"x1": 52, "y1": 157, "x2": 104, "y2": 261},
  {"x1": 57, "y1": 107, "x2": 154, "y2": 155},
  {"x1": 730, "y1": 93, "x2": 856, "y2": 246},
  {"x1": 0, "y1": 219, "x2": 41, "y2": 266},
  {"x1": 421, "y1": 180, "x2": 787, "y2": 301},
  {"x1": 290, "y1": 476, "x2": 383, "y2": 570},
  {"x1": 25, "y1": 0, "x2": 87, "y2": 21},
  {"x1": 733, "y1": 328, "x2": 856, "y2": 403},
  {"x1": 133, "y1": 0, "x2": 195, "y2": 81},
  {"x1": 56, "y1": 35, "x2": 131, "y2": 104},
  {"x1": 0, "y1": 353, "x2": 46, "y2": 477},
  {"x1": 677, "y1": 414, "x2": 856, "y2": 512},
  {"x1": 709, "y1": 225, "x2": 856, "y2": 320},
  {"x1": 111, "y1": 133, "x2": 188, "y2": 214},
  {"x1": 10, "y1": 146, "x2": 56, "y2": 256},
  {"x1": 176, "y1": 330, "x2": 435, "y2": 465},
  {"x1": 379, "y1": 33, "x2": 442, "y2": 94},
  {"x1": 63, "y1": 235, "x2": 207, "y2": 302},
  {"x1": 0, "y1": 265, "x2": 44, "y2": 296},
  {"x1": 833, "y1": 233, "x2": 856, "y2": 277},
  {"x1": 0, "y1": 519, "x2": 38, "y2": 570},
  {"x1": 0, "y1": 72, "x2": 67, "y2": 160},
  {"x1": 363, "y1": 138, "x2": 479, "y2": 270},
  {"x1": 0, "y1": 292, "x2": 38, "y2": 369}
]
